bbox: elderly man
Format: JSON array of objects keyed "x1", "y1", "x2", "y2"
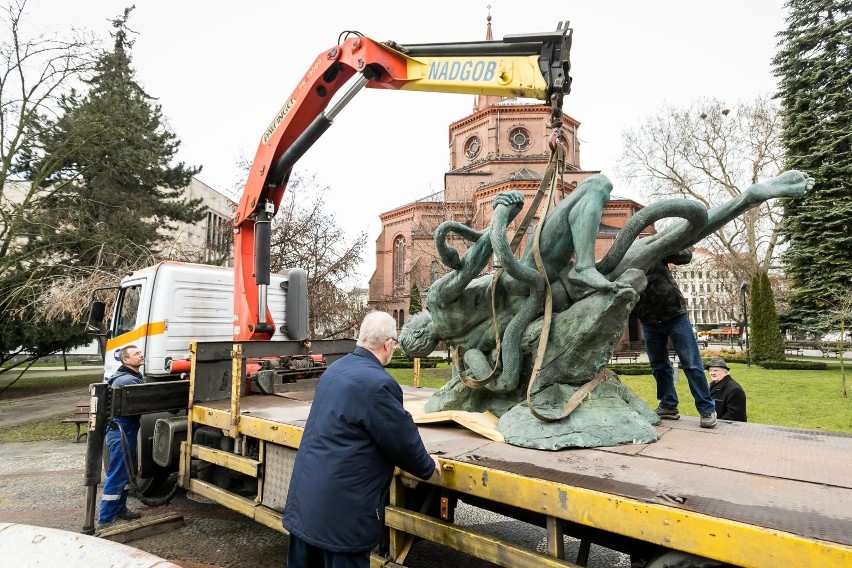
[
  {"x1": 283, "y1": 311, "x2": 441, "y2": 568},
  {"x1": 707, "y1": 357, "x2": 747, "y2": 422}
]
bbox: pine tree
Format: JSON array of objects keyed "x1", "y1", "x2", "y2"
[
  {"x1": 773, "y1": 0, "x2": 852, "y2": 333},
  {"x1": 409, "y1": 283, "x2": 422, "y2": 315},
  {"x1": 750, "y1": 272, "x2": 786, "y2": 362},
  {"x1": 18, "y1": 7, "x2": 204, "y2": 271}
]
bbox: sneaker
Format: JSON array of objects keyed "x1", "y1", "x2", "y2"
[
  {"x1": 654, "y1": 406, "x2": 680, "y2": 420},
  {"x1": 117, "y1": 508, "x2": 142, "y2": 521},
  {"x1": 700, "y1": 411, "x2": 717, "y2": 429}
]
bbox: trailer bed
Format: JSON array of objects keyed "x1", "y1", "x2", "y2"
[{"x1": 193, "y1": 386, "x2": 852, "y2": 566}]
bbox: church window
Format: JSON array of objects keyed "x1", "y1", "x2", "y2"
[
  {"x1": 508, "y1": 127, "x2": 531, "y2": 151},
  {"x1": 393, "y1": 236, "x2": 405, "y2": 288},
  {"x1": 464, "y1": 136, "x2": 481, "y2": 159},
  {"x1": 430, "y1": 261, "x2": 439, "y2": 284}
]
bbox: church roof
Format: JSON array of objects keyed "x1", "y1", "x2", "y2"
[
  {"x1": 508, "y1": 167, "x2": 543, "y2": 181},
  {"x1": 415, "y1": 189, "x2": 445, "y2": 203}
]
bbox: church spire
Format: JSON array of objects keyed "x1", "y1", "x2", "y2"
[{"x1": 473, "y1": 6, "x2": 504, "y2": 112}]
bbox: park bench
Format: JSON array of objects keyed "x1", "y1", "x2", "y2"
[
  {"x1": 59, "y1": 400, "x2": 90, "y2": 443},
  {"x1": 610, "y1": 351, "x2": 640, "y2": 363},
  {"x1": 820, "y1": 341, "x2": 845, "y2": 358},
  {"x1": 784, "y1": 340, "x2": 818, "y2": 356},
  {"x1": 784, "y1": 343, "x2": 804, "y2": 356}
]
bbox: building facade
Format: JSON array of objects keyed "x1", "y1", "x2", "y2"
[{"x1": 160, "y1": 177, "x2": 236, "y2": 266}]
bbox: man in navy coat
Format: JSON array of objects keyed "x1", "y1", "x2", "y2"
[{"x1": 283, "y1": 311, "x2": 440, "y2": 567}]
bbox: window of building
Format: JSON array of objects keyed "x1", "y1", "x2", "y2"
[
  {"x1": 430, "y1": 261, "x2": 439, "y2": 284},
  {"x1": 393, "y1": 236, "x2": 406, "y2": 288},
  {"x1": 464, "y1": 136, "x2": 481, "y2": 159},
  {"x1": 508, "y1": 127, "x2": 531, "y2": 152},
  {"x1": 205, "y1": 211, "x2": 231, "y2": 264}
]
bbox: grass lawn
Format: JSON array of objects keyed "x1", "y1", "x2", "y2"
[
  {"x1": 619, "y1": 361, "x2": 852, "y2": 433},
  {"x1": 0, "y1": 373, "x2": 102, "y2": 400},
  {"x1": 2, "y1": 362, "x2": 850, "y2": 443},
  {"x1": 388, "y1": 362, "x2": 852, "y2": 434}
]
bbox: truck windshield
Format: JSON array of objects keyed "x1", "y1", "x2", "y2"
[{"x1": 115, "y1": 285, "x2": 141, "y2": 336}]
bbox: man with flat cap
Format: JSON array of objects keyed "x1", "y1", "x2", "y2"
[{"x1": 707, "y1": 357, "x2": 747, "y2": 422}]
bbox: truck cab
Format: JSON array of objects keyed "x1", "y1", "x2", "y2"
[{"x1": 90, "y1": 261, "x2": 308, "y2": 381}]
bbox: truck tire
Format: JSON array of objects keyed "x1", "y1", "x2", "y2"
[{"x1": 643, "y1": 550, "x2": 729, "y2": 568}]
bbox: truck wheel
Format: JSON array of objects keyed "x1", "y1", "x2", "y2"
[{"x1": 644, "y1": 550, "x2": 729, "y2": 568}]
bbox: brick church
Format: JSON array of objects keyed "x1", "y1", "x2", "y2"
[{"x1": 367, "y1": 16, "x2": 646, "y2": 345}]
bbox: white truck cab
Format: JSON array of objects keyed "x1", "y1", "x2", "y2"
[{"x1": 89, "y1": 261, "x2": 308, "y2": 381}]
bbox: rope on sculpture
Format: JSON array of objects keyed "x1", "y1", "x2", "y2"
[
  {"x1": 522, "y1": 139, "x2": 607, "y2": 422},
  {"x1": 453, "y1": 146, "x2": 561, "y2": 389}
]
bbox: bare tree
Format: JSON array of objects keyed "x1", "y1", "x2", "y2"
[
  {"x1": 267, "y1": 173, "x2": 368, "y2": 339},
  {"x1": 618, "y1": 96, "x2": 786, "y2": 277},
  {"x1": 0, "y1": 0, "x2": 99, "y2": 267},
  {"x1": 820, "y1": 289, "x2": 851, "y2": 398}
]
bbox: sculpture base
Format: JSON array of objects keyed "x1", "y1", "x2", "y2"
[
  {"x1": 426, "y1": 374, "x2": 661, "y2": 450},
  {"x1": 498, "y1": 376, "x2": 661, "y2": 449}
]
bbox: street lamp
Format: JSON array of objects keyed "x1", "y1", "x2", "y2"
[{"x1": 741, "y1": 281, "x2": 751, "y2": 367}]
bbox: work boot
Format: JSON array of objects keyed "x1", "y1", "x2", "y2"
[
  {"x1": 117, "y1": 508, "x2": 142, "y2": 521},
  {"x1": 700, "y1": 411, "x2": 717, "y2": 429},
  {"x1": 96, "y1": 519, "x2": 117, "y2": 531},
  {"x1": 654, "y1": 406, "x2": 680, "y2": 420}
]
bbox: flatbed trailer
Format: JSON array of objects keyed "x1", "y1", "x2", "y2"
[
  {"x1": 84, "y1": 340, "x2": 851, "y2": 566},
  {"x1": 154, "y1": 340, "x2": 852, "y2": 568}
]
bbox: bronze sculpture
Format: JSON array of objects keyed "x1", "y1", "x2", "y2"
[{"x1": 400, "y1": 170, "x2": 813, "y2": 449}]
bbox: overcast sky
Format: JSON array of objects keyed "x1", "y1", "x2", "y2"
[{"x1": 21, "y1": 0, "x2": 788, "y2": 286}]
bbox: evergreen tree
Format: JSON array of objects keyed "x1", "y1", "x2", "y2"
[
  {"x1": 409, "y1": 283, "x2": 422, "y2": 315},
  {"x1": 773, "y1": 0, "x2": 852, "y2": 333},
  {"x1": 17, "y1": 6, "x2": 204, "y2": 271},
  {"x1": 750, "y1": 272, "x2": 786, "y2": 362},
  {"x1": 2, "y1": 7, "x2": 205, "y2": 361}
]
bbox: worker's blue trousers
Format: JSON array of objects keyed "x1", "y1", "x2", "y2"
[{"x1": 98, "y1": 418, "x2": 140, "y2": 523}]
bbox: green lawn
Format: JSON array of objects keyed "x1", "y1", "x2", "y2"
[
  {"x1": 389, "y1": 362, "x2": 852, "y2": 434},
  {"x1": 0, "y1": 373, "x2": 102, "y2": 400},
  {"x1": 2, "y1": 363, "x2": 850, "y2": 444}
]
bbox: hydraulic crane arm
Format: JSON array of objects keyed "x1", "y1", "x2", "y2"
[{"x1": 234, "y1": 22, "x2": 572, "y2": 341}]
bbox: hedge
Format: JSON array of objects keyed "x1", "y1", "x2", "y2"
[
  {"x1": 758, "y1": 359, "x2": 828, "y2": 370},
  {"x1": 385, "y1": 356, "x2": 445, "y2": 369},
  {"x1": 607, "y1": 363, "x2": 652, "y2": 375}
]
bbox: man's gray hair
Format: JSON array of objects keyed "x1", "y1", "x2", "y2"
[{"x1": 356, "y1": 311, "x2": 397, "y2": 349}]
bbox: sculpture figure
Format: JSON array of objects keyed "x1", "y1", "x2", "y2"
[{"x1": 400, "y1": 170, "x2": 813, "y2": 449}]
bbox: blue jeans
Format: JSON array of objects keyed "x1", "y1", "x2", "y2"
[{"x1": 642, "y1": 313, "x2": 715, "y2": 415}]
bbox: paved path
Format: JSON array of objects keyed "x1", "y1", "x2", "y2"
[
  {"x1": 0, "y1": 386, "x2": 629, "y2": 567},
  {"x1": 0, "y1": 387, "x2": 91, "y2": 428}
]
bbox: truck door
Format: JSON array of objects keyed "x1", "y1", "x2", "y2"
[{"x1": 103, "y1": 282, "x2": 145, "y2": 379}]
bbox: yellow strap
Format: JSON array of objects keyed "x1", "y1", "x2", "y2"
[{"x1": 452, "y1": 147, "x2": 560, "y2": 389}]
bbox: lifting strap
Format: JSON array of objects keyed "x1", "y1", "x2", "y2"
[
  {"x1": 453, "y1": 138, "x2": 607, "y2": 422},
  {"x1": 454, "y1": 143, "x2": 562, "y2": 389}
]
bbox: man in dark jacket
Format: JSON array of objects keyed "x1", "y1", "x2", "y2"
[
  {"x1": 632, "y1": 248, "x2": 717, "y2": 428},
  {"x1": 98, "y1": 345, "x2": 145, "y2": 528},
  {"x1": 283, "y1": 311, "x2": 440, "y2": 568},
  {"x1": 707, "y1": 357, "x2": 747, "y2": 422}
]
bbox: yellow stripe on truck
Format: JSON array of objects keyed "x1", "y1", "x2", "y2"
[{"x1": 105, "y1": 321, "x2": 166, "y2": 351}]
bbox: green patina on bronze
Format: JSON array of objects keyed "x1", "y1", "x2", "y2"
[{"x1": 400, "y1": 171, "x2": 814, "y2": 449}]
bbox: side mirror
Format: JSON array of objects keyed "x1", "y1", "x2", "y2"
[{"x1": 86, "y1": 301, "x2": 106, "y2": 334}]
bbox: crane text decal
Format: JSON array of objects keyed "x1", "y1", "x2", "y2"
[
  {"x1": 428, "y1": 60, "x2": 497, "y2": 82},
  {"x1": 263, "y1": 98, "x2": 297, "y2": 144}
]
